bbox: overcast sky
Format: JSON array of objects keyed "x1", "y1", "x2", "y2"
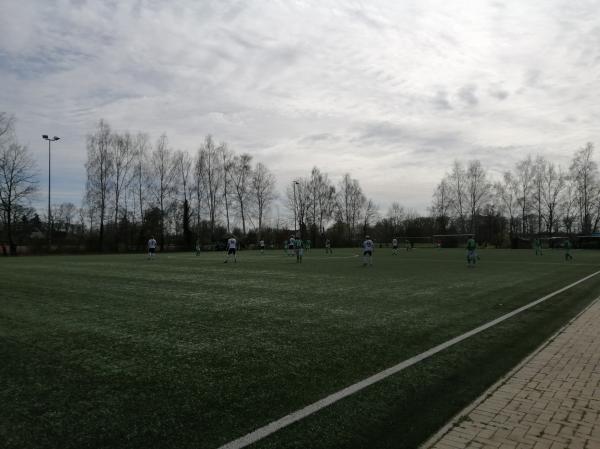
[{"x1": 1, "y1": 0, "x2": 599, "y2": 215}]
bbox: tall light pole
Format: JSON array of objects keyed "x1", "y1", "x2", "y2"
[
  {"x1": 42, "y1": 135, "x2": 60, "y2": 248},
  {"x1": 293, "y1": 180, "x2": 300, "y2": 237}
]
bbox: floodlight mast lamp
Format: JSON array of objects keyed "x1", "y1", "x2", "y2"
[
  {"x1": 293, "y1": 180, "x2": 300, "y2": 237},
  {"x1": 42, "y1": 135, "x2": 60, "y2": 248}
]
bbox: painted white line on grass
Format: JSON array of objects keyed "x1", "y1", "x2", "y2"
[{"x1": 216, "y1": 270, "x2": 600, "y2": 449}]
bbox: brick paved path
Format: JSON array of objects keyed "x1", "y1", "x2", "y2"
[{"x1": 423, "y1": 298, "x2": 600, "y2": 449}]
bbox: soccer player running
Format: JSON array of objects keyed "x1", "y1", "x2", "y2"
[
  {"x1": 362, "y1": 235, "x2": 374, "y2": 266},
  {"x1": 288, "y1": 235, "x2": 295, "y2": 256},
  {"x1": 259, "y1": 239, "x2": 265, "y2": 254},
  {"x1": 224, "y1": 235, "x2": 238, "y2": 263},
  {"x1": 195, "y1": 240, "x2": 201, "y2": 256},
  {"x1": 147, "y1": 236, "x2": 157, "y2": 259},
  {"x1": 392, "y1": 237, "x2": 398, "y2": 255},
  {"x1": 325, "y1": 238, "x2": 332, "y2": 254},
  {"x1": 466, "y1": 236, "x2": 477, "y2": 267}
]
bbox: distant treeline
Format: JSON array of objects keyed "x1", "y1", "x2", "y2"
[{"x1": 1, "y1": 112, "x2": 599, "y2": 255}]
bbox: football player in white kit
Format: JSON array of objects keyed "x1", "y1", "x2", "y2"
[
  {"x1": 224, "y1": 235, "x2": 238, "y2": 263},
  {"x1": 392, "y1": 237, "x2": 398, "y2": 255},
  {"x1": 362, "y1": 235, "x2": 374, "y2": 266},
  {"x1": 147, "y1": 236, "x2": 157, "y2": 259},
  {"x1": 259, "y1": 239, "x2": 265, "y2": 254}
]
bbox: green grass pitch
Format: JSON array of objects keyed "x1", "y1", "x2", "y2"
[{"x1": 2, "y1": 248, "x2": 600, "y2": 449}]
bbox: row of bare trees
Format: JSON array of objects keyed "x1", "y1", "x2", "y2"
[
  {"x1": 430, "y1": 143, "x2": 599, "y2": 238},
  {"x1": 0, "y1": 113, "x2": 38, "y2": 255},
  {"x1": 4, "y1": 110, "x2": 600, "y2": 254},
  {"x1": 287, "y1": 168, "x2": 378, "y2": 243},
  {"x1": 84, "y1": 120, "x2": 277, "y2": 251}
]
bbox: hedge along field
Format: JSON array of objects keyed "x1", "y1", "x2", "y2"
[{"x1": 2, "y1": 247, "x2": 600, "y2": 449}]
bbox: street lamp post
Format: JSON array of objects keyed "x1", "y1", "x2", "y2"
[
  {"x1": 293, "y1": 180, "x2": 300, "y2": 237},
  {"x1": 42, "y1": 135, "x2": 60, "y2": 248}
]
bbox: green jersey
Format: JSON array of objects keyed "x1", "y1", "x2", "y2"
[
  {"x1": 467, "y1": 238, "x2": 476, "y2": 250},
  {"x1": 294, "y1": 239, "x2": 303, "y2": 249},
  {"x1": 564, "y1": 240, "x2": 572, "y2": 250}
]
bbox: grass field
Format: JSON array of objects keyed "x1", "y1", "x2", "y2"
[{"x1": 2, "y1": 247, "x2": 600, "y2": 449}]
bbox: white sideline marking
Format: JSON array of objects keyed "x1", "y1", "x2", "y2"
[{"x1": 216, "y1": 270, "x2": 600, "y2": 449}]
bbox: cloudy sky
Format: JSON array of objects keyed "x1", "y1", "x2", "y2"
[{"x1": 1, "y1": 0, "x2": 599, "y2": 215}]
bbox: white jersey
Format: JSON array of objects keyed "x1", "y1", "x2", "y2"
[
  {"x1": 288, "y1": 237, "x2": 295, "y2": 246},
  {"x1": 227, "y1": 238, "x2": 237, "y2": 249},
  {"x1": 148, "y1": 239, "x2": 157, "y2": 249},
  {"x1": 259, "y1": 240, "x2": 265, "y2": 247},
  {"x1": 392, "y1": 239, "x2": 398, "y2": 246},
  {"x1": 363, "y1": 239, "x2": 374, "y2": 251}
]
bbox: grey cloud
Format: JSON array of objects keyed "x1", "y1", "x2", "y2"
[
  {"x1": 525, "y1": 69, "x2": 541, "y2": 87},
  {"x1": 299, "y1": 133, "x2": 339, "y2": 144},
  {"x1": 488, "y1": 85, "x2": 509, "y2": 100},
  {"x1": 457, "y1": 84, "x2": 478, "y2": 106},
  {"x1": 353, "y1": 122, "x2": 464, "y2": 153},
  {"x1": 353, "y1": 122, "x2": 405, "y2": 146},
  {"x1": 433, "y1": 90, "x2": 452, "y2": 110}
]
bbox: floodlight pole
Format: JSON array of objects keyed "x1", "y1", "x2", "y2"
[
  {"x1": 42, "y1": 135, "x2": 60, "y2": 248},
  {"x1": 293, "y1": 180, "x2": 299, "y2": 237}
]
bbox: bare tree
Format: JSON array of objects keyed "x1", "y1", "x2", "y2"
[
  {"x1": 306, "y1": 167, "x2": 336, "y2": 242},
  {"x1": 131, "y1": 133, "x2": 150, "y2": 227},
  {"x1": 569, "y1": 143, "x2": 598, "y2": 234},
  {"x1": 220, "y1": 144, "x2": 233, "y2": 234},
  {"x1": 495, "y1": 172, "x2": 520, "y2": 240},
  {"x1": 201, "y1": 136, "x2": 223, "y2": 236},
  {"x1": 514, "y1": 155, "x2": 534, "y2": 234},
  {"x1": 149, "y1": 134, "x2": 177, "y2": 250},
  {"x1": 561, "y1": 177, "x2": 578, "y2": 235},
  {"x1": 430, "y1": 179, "x2": 450, "y2": 233},
  {"x1": 251, "y1": 162, "x2": 275, "y2": 235},
  {"x1": 0, "y1": 113, "x2": 15, "y2": 143},
  {"x1": 361, "y1": 198, "x2": 378, "y2": 235},
  {"x1": 540, "y1": 161, "x2": 565, "y2": 235},
  {"x1": 230, "y1": 153, "x2": 253, "y2": 235},
  {"x1": 448, "y1": 161, "x2": 468, "y2": 233},
  {"x1": 85, "y1": 119, "x2": 113, "y2": 251},
  {"x1": 193, "y1": 148, "x2": 206, "y2": 238},
  {"x1": 466, "y1": 160, "x2": 491, "y2": 233},
  {"x1": 336, "y1": 174, "x2": 366, "y2": 241},
  {"x1": 0, "y1": 139, "x2": 38, "y2": 255},
  {"x1": 52, "y1": 202, "x2": 77, "y2": 235},
  {"x1": 287, "y1": 178, "x2": 311, "y2": 236},
  {"x1": 388, "y1": 202, "x2": 406, "y2": 235},
  {"x1": 174, "y1": 150, "x2": 193, "y2": 247},
  {"x1": 531, "y1": 156, "x2": 546, "y2": 234},
  {"x1": 111, "y1": 132, "x2": 134, "y2": 249}
]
